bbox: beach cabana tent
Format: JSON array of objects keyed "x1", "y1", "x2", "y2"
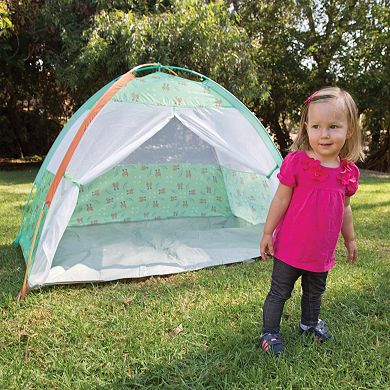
[{"x1": 15, "y1": 64, "x2": 282, "y2": 296}]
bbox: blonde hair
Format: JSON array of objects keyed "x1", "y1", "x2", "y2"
[{"x1": 291, "y1": 87, "x2": 364, "y2": 162}]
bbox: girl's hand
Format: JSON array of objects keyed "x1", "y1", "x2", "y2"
[
  {"x1": 344, "y1": 239, "x2": 358, "y2": 263},
  {"x1": 260, "y1": 234, "x2": 274, "y2": 260}
]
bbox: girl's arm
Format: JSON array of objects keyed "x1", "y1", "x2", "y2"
[
  {"x1": 341, "y1": 196, "x2": 358, "y2": 263},
  {"x1": 260, "y1": 183, "x2": 293, "y2": 260}
]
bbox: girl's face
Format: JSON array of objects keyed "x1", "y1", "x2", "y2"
[{"x1": 306, "y1": 99, "x2": 348, "y2": 162}]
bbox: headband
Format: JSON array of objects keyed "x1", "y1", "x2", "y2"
[{"x1": 304, "y1": 91, "x2": 318, "y2": 106}]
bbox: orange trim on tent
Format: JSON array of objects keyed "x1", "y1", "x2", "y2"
[{"x1": 45, "y1": 71, "x2": 136, "y2": 206}]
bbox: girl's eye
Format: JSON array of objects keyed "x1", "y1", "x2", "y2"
[
  {"x1": 311, "y1": 125, "x2": 319, "y2": 129},
  {"x1": 330, "y1": 125, "x2": 339, "y2": 129}
]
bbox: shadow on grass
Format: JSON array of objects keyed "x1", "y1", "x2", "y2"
[
  {"x1": 0, "y1": 169, "x2": 38, "y2": 185},
  {"x1": 0, "y1": 243, "x2": 25, "y2": 302},
  {"x1": 359, "y1": 178, "x2": 390, "y2": 186},
  {"x1": 360, "y1": 169, "x2": 390, "y2": 180},
  {"x1": 20, "y1": 260, "x2": 266, "y2": 304},
  {"x1": 91, "y1": 266, "x2": 390, "y2": 389},
  {"x1": 353, "y1": 199, "x2": 390, "y2": 211},
  {"x1": 0, "y1": 256, "x2": 169, "y2": 304},
  {"x1": 94, "y1": 323, "x2": 275, "y2": 389}
]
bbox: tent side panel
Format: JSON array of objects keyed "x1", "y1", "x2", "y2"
[
  {"x1": 68, "y1": 163, "x2": 232, "y2": 226},
  {"x1": 67, "y1": 164, "x2": 272, "y2": 228},
  {"x1": 221, "y1": 167, "x2": 274, "y2": 225},
  {"x1": 18, "y1": 169, "x2": 54, "y2": 264}
]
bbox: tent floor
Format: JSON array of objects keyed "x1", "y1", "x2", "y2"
[{"x1": 47, "y1": 216, "x2": 263, "y2": 285}]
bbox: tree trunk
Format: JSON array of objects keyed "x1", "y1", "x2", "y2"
[
  {"x1": 270, "y1": 117, "x2": 291, "y2": 157},
  {"x1": 364, "y1": 129, "x2": 390, "y2": 172},
  {"x1": 5, "y1": 97, "x2": 26, "y2": 159}
]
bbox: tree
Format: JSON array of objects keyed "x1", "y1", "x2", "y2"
[
  {"x1": 0, "y1": 1, "x2": 78, "y2": 157},
  {"x1": 229, "y1": 0, "x2": 389, "y2": 170},
  {"x1": 0, "y1": 0, "x2": 108, "y2": 158},
  {"x1": 54, "y1": 0, "x2": 264, "y2": 109},
  {"x1": 1, "y1": 0, "x2": 389, "y2": 171},
  {"x1": 229, "y1": 1, "x2": 307, "y2": 154},
  {"x1": 338, "y1": 0, "x2": 389, "y2": 170}
]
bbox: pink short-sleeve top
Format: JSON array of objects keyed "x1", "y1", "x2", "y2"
[{"x1": 273, "y1": 150, "x2": 360, "y2": 272}]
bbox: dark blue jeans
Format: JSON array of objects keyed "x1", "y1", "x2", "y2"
[{"x1": 262, "y1": 258, "x2": 328, "y2": 334}]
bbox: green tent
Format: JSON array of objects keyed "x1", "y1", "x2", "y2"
[{"x1": 15, "y1": 64, "x2": 282, "y2": 293}]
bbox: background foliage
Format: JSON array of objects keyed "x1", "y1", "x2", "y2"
[{"x1": 1, "y1": 0, "x2": 389, "y2": 170}]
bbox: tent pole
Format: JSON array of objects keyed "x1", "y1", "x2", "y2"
[
  {"x1": 129, "y1": 63, "x2": 160, "y2": 73},
  {"x1": 17, "y1": 204, "x2": 46, "y2": 301}
]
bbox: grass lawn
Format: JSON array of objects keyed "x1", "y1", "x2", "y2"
[{"x1": 0, "y1": 168, "x2": 389, "y2": 389}]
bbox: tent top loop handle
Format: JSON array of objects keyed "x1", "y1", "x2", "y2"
[{"x1": 129, "y1": 63, "x2": 205, "y2": 80}]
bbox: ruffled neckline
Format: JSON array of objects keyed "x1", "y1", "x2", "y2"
[
  {"x1": 303, "y1": 152, "x2": 342, "y2": 169},
  {"x1": 301, "y1": 152, "x2": 356, "y2": 189},
  {"x1": 301, "y1": 153, "x2": 334, "y2": 181}
]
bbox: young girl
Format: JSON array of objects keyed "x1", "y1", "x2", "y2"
[{"x1": 259, "y1": 87, "x2": 363, "y2": 357}]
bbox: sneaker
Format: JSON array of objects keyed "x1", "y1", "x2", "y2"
[
  {"x1": 299, "y1": 319, "x2": 333, "y2": 342},
  {"x1": 259, "y1": 332, "x2": 285, "y2": 357}
]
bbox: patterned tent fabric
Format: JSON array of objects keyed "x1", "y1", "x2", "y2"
[{"x1": 112, "y1": 72, "x2": 232, "y2": 108}]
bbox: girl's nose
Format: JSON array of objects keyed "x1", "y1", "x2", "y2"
[{"x1": 320, "y1": 128, "x2": 330, "y2": 138}]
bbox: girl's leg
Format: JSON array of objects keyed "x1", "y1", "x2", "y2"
[
  {"x1": 300, "y1": 270, "x2": 328, "y2": 327},
  {"x1": 262, "y1": 258, "x2": 301, "y2": 334}
]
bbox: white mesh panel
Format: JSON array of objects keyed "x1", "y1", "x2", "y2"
[
  {"x1": 47, "y1": 110, "x2": 90, "y2": 175},
  {"x1": 176, "y1": 107, "x2": 276, "y2": 175},
  {"x1": 120, "y1": 117, "x2": 220, "y2": 164},
  {"x1": 66, "y1": 103, "x2": 174, "y2": 184}
]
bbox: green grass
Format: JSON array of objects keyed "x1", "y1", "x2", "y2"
[{"x1": 0, "y1": 168, "x2": 389, "y2": 389}]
